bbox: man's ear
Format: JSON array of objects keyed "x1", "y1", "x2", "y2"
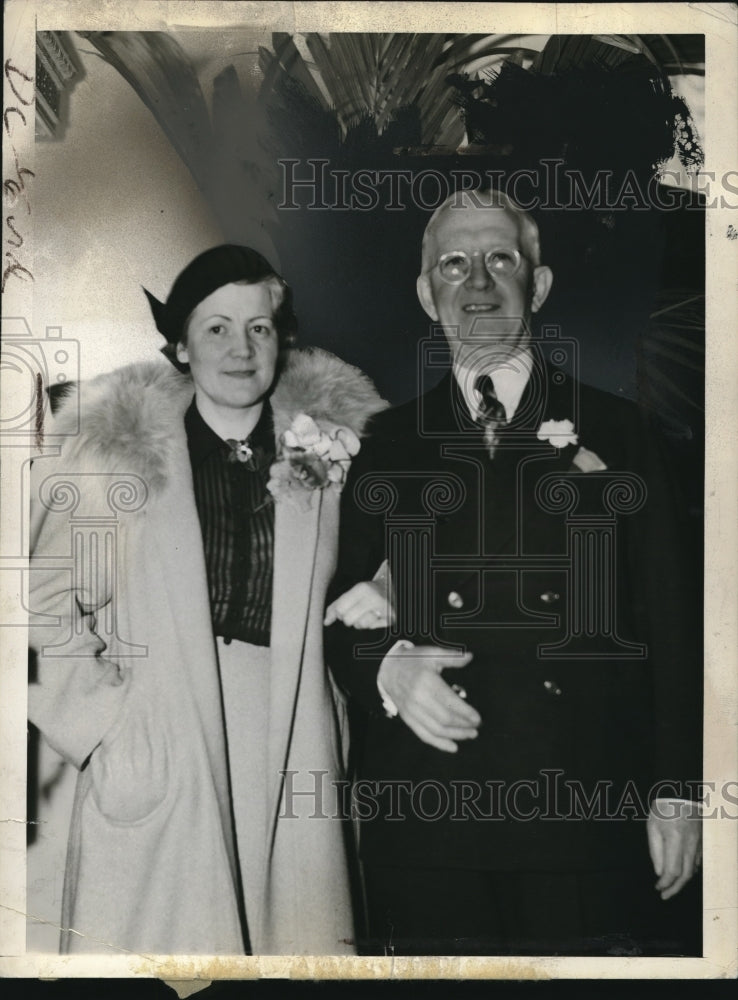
[
  {"x1": 416, "y1": 274, "x2": 439, "y2": 321},
  {"x1": 531, "y1": 265, "x2": 553, "y2": 313},
  {"x1": 175, "y1": 341, "x2": 189, "y2": 365}
]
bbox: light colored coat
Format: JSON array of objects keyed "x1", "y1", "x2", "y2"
[{"x1": 28, "y1": 349, "x2": 386, "y2": 955}]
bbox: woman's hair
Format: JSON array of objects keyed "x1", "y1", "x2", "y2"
[
  {"x1": 147, "y1": 244, "x2": 297, "y2": 371},
  {"x1": 176, "y1": 276, "x2": 297, "y2": 349}
]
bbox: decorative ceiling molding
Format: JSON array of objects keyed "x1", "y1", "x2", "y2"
[{"x1": 36, "y1": 31, "x2": 79, "y2": 139}]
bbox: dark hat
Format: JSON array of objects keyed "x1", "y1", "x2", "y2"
[{"x1": 143, "y1": 244, "x2": 293, "y2": 345}]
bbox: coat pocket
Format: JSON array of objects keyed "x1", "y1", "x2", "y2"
[{"x1": 88, "y1": 687, "x2": 171, "y2": 824}]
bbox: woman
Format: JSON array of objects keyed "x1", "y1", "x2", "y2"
[{"x1": 28, "y1": 245, "x2": 387, "y2": 955}]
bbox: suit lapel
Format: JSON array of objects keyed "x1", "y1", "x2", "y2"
[
  {"x1": 419, "y1": 374, "x2": 487, "y2": 561},
  {"x1": 420, "y1": 371, "x2": 481, "y2": 438},
  {"x1": 434, "y1": 359, "x2": 582, "y2": 582}
]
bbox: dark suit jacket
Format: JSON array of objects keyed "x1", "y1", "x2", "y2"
[{"x1": 327, "y1": 351, "x2": 702, "y2": 873}]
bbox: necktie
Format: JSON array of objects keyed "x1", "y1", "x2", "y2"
[{"x1": 475, "y1": 374, "x2": 507, "y2": 457}]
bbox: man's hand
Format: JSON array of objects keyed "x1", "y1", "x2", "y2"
[
  {"x1": 379, "y1": 644, "x2": 479, "y2": 753},
  {"x1": 647, "y1": 798, "x2": 702, "y2": 900},
  {"x1": 324, "y1": 580, "x2": 394, "y2": 630}
]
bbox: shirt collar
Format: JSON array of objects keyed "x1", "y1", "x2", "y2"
[
  {"x1": 453, "y1": 349, "x2": 534, "y2": 422},
  {"x1": 185, "y1": 398, "x2": 274, "y2": 468}
]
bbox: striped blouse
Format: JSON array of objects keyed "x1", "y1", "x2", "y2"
[{"x1": 185, "y1": 399, "x2": 275, "y2": 647}]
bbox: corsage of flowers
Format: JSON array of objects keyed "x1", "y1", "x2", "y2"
[
  {"x1": 536, "y1": 419, "x2": 607, "y2": 472},
  {"x1": 267, "y1": 413, "x2": 361, "y2": 506}
]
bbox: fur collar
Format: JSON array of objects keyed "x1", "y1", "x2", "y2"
[{"x1": 51, "y1": 349, "x2": 387, "y2": 493}]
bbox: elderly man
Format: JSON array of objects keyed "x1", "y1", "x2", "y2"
[{"x1": 326, "y1": 189, "x2": 702, "y2": 956}]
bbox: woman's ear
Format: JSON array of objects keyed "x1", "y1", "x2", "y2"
[{"x1": 175, "y1": 341, "x2": 189, "y2": 365}]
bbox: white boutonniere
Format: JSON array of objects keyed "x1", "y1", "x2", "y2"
[
  {"x1": 537, "y1": 419, "x2": 608, "y2": 471},
  {"x1": 536, "y1": 419, "x2": 579, "y2": 448},
  {"x1": 267, "y1": 412, "x2": 361, "y2": 506}
]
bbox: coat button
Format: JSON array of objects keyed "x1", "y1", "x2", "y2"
[
  {"x1": 447, "y1": 591, "x2": 464, "y2": 609},
  {"x1": 543, "y1": 680, "x2": 562, "y2": 696},
  {"x1": 540, "y1": 591, "x2": 560, "y2": 603}
]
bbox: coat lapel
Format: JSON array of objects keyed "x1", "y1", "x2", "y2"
[
  {"x1": 151, "y1": 427, "x2": 238, "y2": 832},
  {"x1": 266, "y1": 489, "x2": 341, "y2": 844},
  {"x1": 262, "y1": 487, "x2": 353, "y2": 953},
  {"x1": 267, "y1": 497, "x2": 317, "y2": 832},
  {"x1": 432, "y1": 358, "x2": 583, "y2": 585}
]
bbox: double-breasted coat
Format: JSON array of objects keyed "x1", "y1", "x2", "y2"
[{"x1": 327, "y1": 351, "x2": 702, "y2": 875}]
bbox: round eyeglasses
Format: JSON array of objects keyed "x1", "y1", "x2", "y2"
[{"x1": 437, "y1": 248, "x2": 522, "y2": 284}]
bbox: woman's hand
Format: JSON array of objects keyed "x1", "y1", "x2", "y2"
[{"x1": 324, "y1": 580, "x2": 395, "y2": 630}]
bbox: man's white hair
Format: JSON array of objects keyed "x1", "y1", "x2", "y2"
[{"x1": 420, "y1": 188, "x2": 542, "y2": 274}]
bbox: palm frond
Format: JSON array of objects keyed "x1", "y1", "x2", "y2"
[
  {"x1": 78, "y1": 31, "x2": 212, "y2": 189},
  {"x1": 639, "y1": 291, "x2": 704, "y2": 424},
  {"x1": 641, "y1": 364, "x2": 704, "y2": 412},
  {"x1": 642, "y1": 341, "x2": 704, "y2": 374},
  {"x1": 259, "y1": 33, "x2": 328, "y2": 108},
  {"x1": 294, "y1": 33, "x2": 470, "y2": 144}
]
